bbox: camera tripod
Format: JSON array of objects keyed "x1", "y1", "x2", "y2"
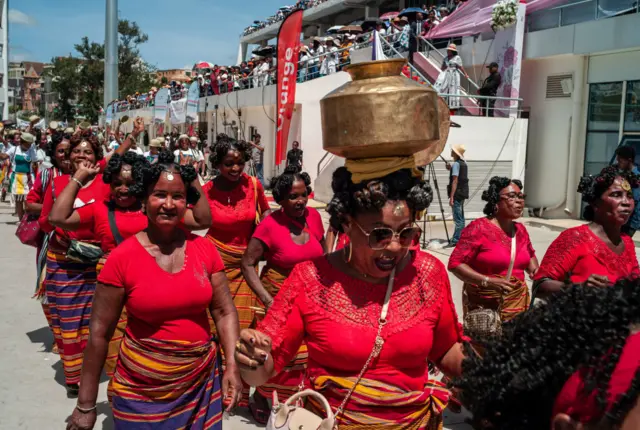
[{"x1": 421, "y1": 160, "x2": 451, "y2": 249}]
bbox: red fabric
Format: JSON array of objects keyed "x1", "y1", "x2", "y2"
[
  {"x1": 39, "y1": 174, "x2": 110, "y2": 246},
  {"x1": 26, "y1": 171, "x2": 46, "y2": 205},
  {"x1": 258, "y1": 251, "x2": 464, "y2": 402},
  {"x1": 252, "y1": 208, "x2": 325, "y2": 270},
  {"x1": 77, "y1": 201, "x2": 147, "y2": 254},
  {"x1": 98, "y1": 233, "x2": 225, "y2": 342},
  {"x1": 448, "y1": 218, "x2": 536, "y2": 281},
  {"x1": 203, "y1": 174, "x2": 270, "y2": 247},
  {"x1": 553, "y1": 332, "x2": 640, "y2": 423},
  {"x1": 97, "y1": 158, "x2": 107, "y2": 172},
  {"x1": 533, "y1": 224, "x2": 640, "y2": 284}
]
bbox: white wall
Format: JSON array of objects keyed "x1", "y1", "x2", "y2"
[{"x1": 588, "y1": 49, "x2": 640, "y2": 83}]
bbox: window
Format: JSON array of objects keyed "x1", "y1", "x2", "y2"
[
  {"x1": 0, "y1": 44, "x2": 3, "y2": 59},
  {"x1": 587, "y1": 82, "x2": 623, "y2": 131},
  {"x1": 624, "y1": 80, "x2": 640, "y2": 132}
]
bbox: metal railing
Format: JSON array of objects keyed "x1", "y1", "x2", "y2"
[
  {"x1": 528, "y1": 0, "x2": 639, "y2": 33},
  {"x1": 419, "y1": 37, "x2": 481, "y2": 94}
]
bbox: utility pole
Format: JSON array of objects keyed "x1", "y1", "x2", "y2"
[{"x1": 104, "y1": 0, "x2": 119, "y2": 109}]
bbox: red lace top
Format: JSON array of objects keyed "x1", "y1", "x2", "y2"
[
  {"x1": 202, "y1": 174, "x2": 270, "y2": 247},
  {"x1": 258, "y1": 251, "x2": 464, "y2": 394},
  {"x1": 533, "y1": 224, "x2": 640, "y2": 284},
  {"x1": 448, "y1": 218, "x2": 536, "y2": 282}
]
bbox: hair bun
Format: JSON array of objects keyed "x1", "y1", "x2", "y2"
[{"x1": 157, "y1": 149, "x2": 174, "y2": 165}]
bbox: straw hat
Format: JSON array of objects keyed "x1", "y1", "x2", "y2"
[
  {"x1": 150, "y1": 139, "x2": 163, "y2": 148},
  {"x1": 157, "y1": 136, "x2": 166, "y2": 144},
  {"x1": 178, "y1": 134, "x2": 189, "y2": 141},
  {"x1": 447, "y1": 43, "x2": 458, "y2": 52},
  {"x1": 189, "y1": 136, "x2": 198, "y2": 143},
  {"x1": 451, "y1": 144, "x2": 466, "y2": 159},
  {"x1": 49, "y1": 121, "x2": 60, "y2": 131},
  {"x1": 20, "y1": 132, "x2": 35, "y2": 144},
  {"x1": 64, "y1": 127, "x2": 75, "y2": 134},
  {"x1": 29, "y1": 115, "x2": 40, "y2": 123}
]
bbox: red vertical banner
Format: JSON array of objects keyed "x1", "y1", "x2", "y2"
[{"x1": 276, "y1": 9, "x2": 303, "y2": 165}]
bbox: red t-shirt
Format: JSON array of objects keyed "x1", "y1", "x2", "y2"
[
  {"x1": 203, "y1": 174, "x2": 270, "y2": 247},
  {"x1": 39, "y1": 174, "x2": 110, "y2": 243},
  {"x1": 253, "y1": 208, "x2": 325, "y2": 270},
  {"x1": 77, "y1": 201, "x2": 147, "y2": 254},
  {"x1": 98, "y1": 233, "x2": 225, "y2": 342}
]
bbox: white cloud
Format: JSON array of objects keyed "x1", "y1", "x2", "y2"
[{"x1": 9, "y1": 9, "x2": 37, "y2": 26}]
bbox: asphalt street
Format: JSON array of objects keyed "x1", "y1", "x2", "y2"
[{"x1": 0, "y1": 202, "x2": 569, "y2": 429}]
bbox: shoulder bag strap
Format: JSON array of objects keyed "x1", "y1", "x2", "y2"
[
  {"x1": 251, "y1": 175, "x2": 261, "y2": 216},
  {"x1": 335, "y1": 267, "x2": 396, "y2": 419},
  {"x1": 107, "y1": 202, "x2": 125, "y2": 246},
  {"x1": 506, "y1": 228, "x2": 517, "y2": 280}
]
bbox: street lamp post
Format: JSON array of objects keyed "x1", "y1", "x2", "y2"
[{"x1": 104, "y1": 0, "x2": 119, "y2": 109}]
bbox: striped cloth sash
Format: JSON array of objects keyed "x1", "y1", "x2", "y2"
[
  {"x1": 108, "y1": 334, "x2": 223, "y2": 429},
  {"x1": 308, "y1": 377, "x2": 449, "y2": 430},
  {"x1": 463, "y1": 277, "x2": 530, "y2": 323}
]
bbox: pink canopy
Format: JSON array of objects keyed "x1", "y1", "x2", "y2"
[{"x1": 427, "y1": 0, "x2": 567, "y2": 39}]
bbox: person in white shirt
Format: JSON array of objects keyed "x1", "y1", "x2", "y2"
[
  {"x1": 320, "y1": 38, "x2": 339, "y2": 76},
  {"x1": 309, "y1": 38, "x2": 325, "y2": 79},
  {"x1": 0, "y1": 132, "x2": 39, "y2": 219},
  {"x1": 173, "y1": 134, "x2": 196, "y2": 166},
  {"x1": 144, "y1": 139, "x2": 163, "y2": 164}
]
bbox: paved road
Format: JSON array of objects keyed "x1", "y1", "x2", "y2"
[{"x1": 0, "y1": 202, "x2": 567, "y2": 429}]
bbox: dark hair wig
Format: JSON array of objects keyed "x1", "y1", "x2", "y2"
[
  {"x1": 270, "y1": 165, "x2": 312, "y2": 203},
  {"x1": 327, "y1": 167, "x2": 433, "y2": 232},
  {"x1": 578, "y1": 165, "x2": 640, "y2": 221},
  {"x1": 454, "y1": 278, "x2": 640, "y2": 430},
  {"x1": 137, "y1": 150, "x2": 199, "y2": 205},
  {"x1": 481, "y1": 176, "x2": 523, "y2": 217},
  {"x1": 103, "y1": 152, "x2": 149, "y2": 200},
  {"x1": 208, "y1": 133, "x2": 252, "y2": 167},
  {"x1": 69, "y1": 130, "x2": 103, "y2": 161}
]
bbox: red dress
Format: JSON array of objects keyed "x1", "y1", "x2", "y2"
[
  {"x1": 202, "y1": 173, "x2": 270, "y2": 248},
  {"x1": 77, "y1": 201, "x2": 147, "y2": 254},
  {"x1": 258, "y1": 251, "x2": 463, "y2": 427},
  {"x1": 534, "y1": 224, "x2": 640, "y2": 284},
  {"x1": 98, "y1": 233, "x2": 225, "y2": 342}
]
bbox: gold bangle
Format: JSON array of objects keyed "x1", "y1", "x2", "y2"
[
  {"x1": 70, "y1": 177, "x2": 84, "y2": 187},
  {"x1": 76, "y1": 404, "x2": 97, "y2": 414}
]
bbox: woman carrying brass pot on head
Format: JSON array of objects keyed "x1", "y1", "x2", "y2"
[{"x1": 448, "y1": 176, "x2": 538, "y2": 337}]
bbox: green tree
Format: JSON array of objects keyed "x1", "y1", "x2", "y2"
[
  {"x1": 50, "y1": 56, "x2": 82, "y2": 122},
  {"x1": 118, "y1": 20, "x2": 157, "y2": 97}
]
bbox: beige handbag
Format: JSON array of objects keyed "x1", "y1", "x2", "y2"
[
  {"x1": 266, "y1": 268, "x2": 397, "y2": 430},
  {"x1": 463, "y1": 232, "x2": 516, "y2": 338}
]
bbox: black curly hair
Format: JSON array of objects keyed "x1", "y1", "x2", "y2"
[
  {"x1": 208, "y1": 133, "x2": 252, "y2": 168},
  {"x1": 136, "y1": 150, "x2": 200, "y2": 205},
  {"x1": 270, "y1": 165, "x2": 312, "y2": 203},
  {"x1": 578, "y1": 165, "x2": 640, "y2": 221},
  {"x1": 481, "y1": 176, "x2": 524, "y2": 217},
  {"x1": 69, "y1": 130, "x2": 103, "y2": 161},
  {"x1": 103, "y1": 152, "x2": 149, "y2": 197},
  {"x1": 455, "y1": 278, "x2": 640, "y2": 430},
  {"x1": 45, "y1": 132, "x2": 68, "y2": 170},
  {"x1": 327, "y1": 167, "x2": 433, "y2": 232}
]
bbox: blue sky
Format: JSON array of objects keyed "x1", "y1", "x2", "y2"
[{"x1": 9, "y1": 0, "x2": 284, "y2": 68}]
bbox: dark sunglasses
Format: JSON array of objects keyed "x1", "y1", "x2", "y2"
[{"x1": 353, "y1": 221, "x2": 421, "y2": 250}]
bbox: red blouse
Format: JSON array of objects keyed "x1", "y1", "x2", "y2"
[
  {"x1": 26, "y1": 167, "x2": 60, "y2": 205},
  {"x1": 253, "y1": 208, "x2": 325, "y2": 270},
  {"x1": 77, "y1": 201, "x2": 147, "y2": 254},
  {"x1": 533, "y1": 224, "x2": 640, "y2": 284},
  {"x1": 39, "y1": 174, "x2": 110, "y2": 246},
  {"x1": 203, "y1": 173, "x2": 270, "y2": 247},
  {"x1": 448, "y1": 218, "x2": 536, "y2": 282},
  {"x1": 98, "y1": 233, "x2": 225, "y2": 342},
  {"x1": 258, "y1": 251, "x2": 463, "y2": 395}
]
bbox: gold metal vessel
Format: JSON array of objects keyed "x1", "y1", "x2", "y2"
[{"x1": 320, "y1": 58, "x2": 444, "y2": 161}]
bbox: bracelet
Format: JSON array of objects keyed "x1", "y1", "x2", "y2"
[
  {"x1": 75, "y1": 404, "x2": 97, "y2": 414},
  {"x1": 71, "y1": 177, "x2": 84, "y2": 187}
]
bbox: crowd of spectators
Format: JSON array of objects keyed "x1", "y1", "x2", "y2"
[{"x1": 242, "y1": 0, "x2": 332, "y2": 36}]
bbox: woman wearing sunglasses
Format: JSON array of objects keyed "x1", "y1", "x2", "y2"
[
  {"x1": 240, "y1": 166, "x2": 325, "y2": 424},
  {"x1": 235, "y1": 167, "x2": 465, "y2": 428},
  {"x1": 448, "y1": 176, "x2": 538, "y2": 330}
]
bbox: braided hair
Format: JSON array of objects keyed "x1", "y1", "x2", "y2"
[
  {"x1": 481, "y1": 176, "x2": 523, "y2": 217},
  {"x1": 208, "y1": 133, "x2": 252, "y2": 167},
  {"x1": 270, "y1": 165, "x2": 312, "y2": 203},
  {"x1": 578, "y1": 165, "x2": 639, "y2": 221},
  {"x1": 135, "y1": 150, "x2": 199, "y2": 205},
  {"x1": 454, "y1": 278, "x2": 640, "y2": 430},
  {"x1": 103, "y1": 152, "x2": 149, "y2": 200},
  {"x1": 327, "y1": 167, "x2": 433, "y2": 232}
]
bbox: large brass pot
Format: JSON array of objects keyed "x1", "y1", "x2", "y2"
[{"x1": 320, "y1": 58, "x2": 443, "y2": 160}]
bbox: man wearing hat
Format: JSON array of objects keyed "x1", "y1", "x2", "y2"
[
  {"x1": 478, "y1": 62, "x2": 502, "y2": 117},
  {"x1": 145, "y1": 139, "x2": 163, "y2": 164},
  {"x1": 446, "y1": 144, "x2": 469, "y2": 247}
]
